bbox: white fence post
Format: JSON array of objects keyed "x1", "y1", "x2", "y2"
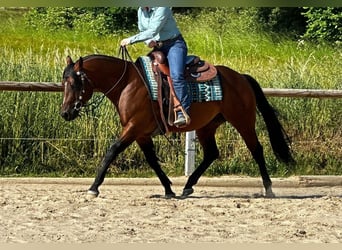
[{"x1": 185, "y1": 131, "x2": 196, "y2": 176}]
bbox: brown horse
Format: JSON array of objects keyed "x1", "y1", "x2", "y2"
[{"x1": 60, "y1": 52, "x2": 294, "y2": 198}]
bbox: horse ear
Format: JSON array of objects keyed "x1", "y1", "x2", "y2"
[
  {"x1": 66, "y1": 56, "x2": 73, "y2": 65},
  {"x1": 79, "y1": 57, "x2": 83, "y2": 70}
]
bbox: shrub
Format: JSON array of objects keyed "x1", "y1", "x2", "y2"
[
  {"x1": 24, "y1": 7, "x2": 137, "y2": 36},
  {"x1": 302, "y1": 7, "x2": 342, "y2": 43},
  {"x1": 253, "y1": 7, "x2": 307, "y2": 37}
]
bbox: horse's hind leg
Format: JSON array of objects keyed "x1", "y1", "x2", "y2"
[
  {"x1": 235, "y1": 125, "x2": 275, "y2": 197},
  {"x1": 182, "y1": 122, "x2": 221, "y2": 197},
  {"x1": 136, "y1": 137, "x2": 175, "y2": 198},
  {"x1": 253, "y1": 141, "x2": 275, "y2": 197}
]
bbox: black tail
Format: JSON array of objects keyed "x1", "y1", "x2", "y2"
[{"x1": 244, "y1": 74, "x2": 295, "y2": 164}]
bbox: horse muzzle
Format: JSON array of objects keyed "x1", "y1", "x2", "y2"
[
  {"x1": 61, "y1": 100, "x2": 83, "y2": 121},
  {"x1": 60, "y1": 107, "x2": 79, "y2": 121}
]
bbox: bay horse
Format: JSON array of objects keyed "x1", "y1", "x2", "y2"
[{"x1": 60, "y1": 51, "x2": 294, "y2": 198}]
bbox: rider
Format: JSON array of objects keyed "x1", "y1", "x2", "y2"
[{"x1": 120, "y1": 7, "x2": 190, "y2": 127}]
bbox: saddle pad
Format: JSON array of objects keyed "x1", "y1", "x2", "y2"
[{"x1": 138, "y1": 56, "x2": 222, "y2": 102}]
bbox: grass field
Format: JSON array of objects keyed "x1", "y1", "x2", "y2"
[{"x1": 0, "y1": 9, "x2": 341, "y2": 177}]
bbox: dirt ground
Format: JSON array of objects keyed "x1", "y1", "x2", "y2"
[{"x1": 0, "y1": 176, "x2": 341, "y2": 243}]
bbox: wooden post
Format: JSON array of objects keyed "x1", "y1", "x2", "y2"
[{"x1": 185, "y1": 131, "x2": 196, "y2": 176}]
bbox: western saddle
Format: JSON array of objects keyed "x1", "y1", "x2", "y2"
[{"x1": 147, "y1": 51, "x2": 217, "y2": 129}]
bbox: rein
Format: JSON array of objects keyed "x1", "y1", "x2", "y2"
[
  {"x1": 76, "y1": 48, "x2": 129, "y2": 114},
  {"x1": 102, "y1": 48, "x2": 129, "y2": 97},
  {"x1": 119, "y1": 45, "x2": 133, "y2": 62},
  {"x1": 76, "y1": 47, "x2": 183, "y2": 150},
  {"x1": 119, "y1": 46, "x2": 168, "y2": 136},
  {"x1": 74, "y1": 69, "x2": 104, "y2": 115},
  {"x1": 120, "y1": 47, "x2": 185, "y2": 152}
]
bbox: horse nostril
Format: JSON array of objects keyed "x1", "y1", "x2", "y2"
[{"x1": 61, "y1": 111, "x2": 69, "y2": 120}]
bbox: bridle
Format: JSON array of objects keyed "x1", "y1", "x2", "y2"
[
  {"x1": 65, "y1": 47, "x2": 168, "y2": 137},
  {"x1": 69, "y1": 52, "x2": 129, "y2": 114},
  {"x1": 73, "y1": 70, "x2": 88, "y2": 111}
]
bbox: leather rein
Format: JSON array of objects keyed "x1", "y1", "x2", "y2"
[
  {"x1": 74, "y1": 46, "x2": 170, "y2": 137},
  {"x1": 73, "y1": 47, "x2": 130, "y2": 114}
]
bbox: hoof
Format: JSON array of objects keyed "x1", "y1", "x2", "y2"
[
  {"x1": 87, "y1": 190, "x2": 99, "y2": 199},
  {"x1": 165, "y1": 192, "x2": 176, "y2": 199},
  {"x1": 265, "y1": 188, "x2": 276, "y2": 198},
  {"x1": 181, "y1": 188, "x2": 194, "y2": 198}
]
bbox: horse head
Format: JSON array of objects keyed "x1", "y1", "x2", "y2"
[{"x1": 60, "y1": 56, "x2": 94, "y2": 121}]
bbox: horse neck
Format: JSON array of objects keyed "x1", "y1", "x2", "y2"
[{"x1": 83, "y1": 56, "x2": 130, "y2": 97}]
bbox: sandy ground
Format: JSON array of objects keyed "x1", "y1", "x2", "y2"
[{"x1": 0, "y1": 176, "x2": 341, "y2": 243}]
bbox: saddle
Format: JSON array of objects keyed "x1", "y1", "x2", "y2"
[
  {"x1": 148, "y1": 51, "x2": 217, "y2": 129},
  {"x1": 149, "y1": 51, "x2": 217, "y2": 83}
]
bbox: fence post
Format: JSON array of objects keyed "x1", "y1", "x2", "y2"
[{"x1": 185, "y1": 131, "x2": 196, "y2": 176}]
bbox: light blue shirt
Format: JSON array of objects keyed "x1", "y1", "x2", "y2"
[{"x1": 129, "y1": 7, "x2": 181, "y2": 45}]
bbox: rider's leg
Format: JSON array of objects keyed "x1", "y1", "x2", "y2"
[{"x1": 167, "y1": 39, "x2": 190, "y2": 126}]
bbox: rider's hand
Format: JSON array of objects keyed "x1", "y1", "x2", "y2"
[
  {"x1": 120, "y1": 38, "x2": 131, "y2": 47},
  {"x1": 147, "y1": 40, "x2": 157, "y2": 48}
]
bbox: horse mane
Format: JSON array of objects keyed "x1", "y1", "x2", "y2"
[{"x1": 80, "y1": 54, "x2": 123, "y2": 63}]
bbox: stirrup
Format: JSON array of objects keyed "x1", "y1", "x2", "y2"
[
  {"x1": 173, "y1": 109, "x2": 190, "y2": 128},
  {"x1": 174, "y1": 114, "x2": 187, "y2": 127}
]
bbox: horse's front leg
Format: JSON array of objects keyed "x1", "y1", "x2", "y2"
[
  {"x1": 88, "y1": 138, "x2": 132, "y2": 197},
  {"x1": 182, "y1": 127, "x2": 220, "y2": 197},
  {"x1": 136, "y1": 137, "x2": 175, "y2": 198}
]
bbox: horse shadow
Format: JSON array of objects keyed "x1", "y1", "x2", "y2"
[{"x1": 149, "y1": 193, "x2": 342, "y2": 200}]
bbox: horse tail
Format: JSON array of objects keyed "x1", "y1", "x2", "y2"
[{"x1": 243, "y1": 74, "x2": 295, "y2": 164}]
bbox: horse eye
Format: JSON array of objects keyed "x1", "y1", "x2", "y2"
[
  {"x1": 70, "y1": 81, "x2": 77, "y2": 89},
  {"x1": 71, "y1": 79, "x2": 83, "y2": 91}
]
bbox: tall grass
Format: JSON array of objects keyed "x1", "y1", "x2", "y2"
[{"x1": 0, "y1": 9, "x2": 341, "y2": 177}]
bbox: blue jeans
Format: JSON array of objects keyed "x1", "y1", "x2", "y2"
[{"x1": 158, "y1": 37, "x2": 190, "y2": 115}]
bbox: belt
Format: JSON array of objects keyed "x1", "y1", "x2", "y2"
[{"x1": 156, "y1": 34, "x2": 183, "y2": 48}]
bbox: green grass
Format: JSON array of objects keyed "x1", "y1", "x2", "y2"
[{"x1": 0, "y1": 9, "x2": 341, "y2": 178}]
